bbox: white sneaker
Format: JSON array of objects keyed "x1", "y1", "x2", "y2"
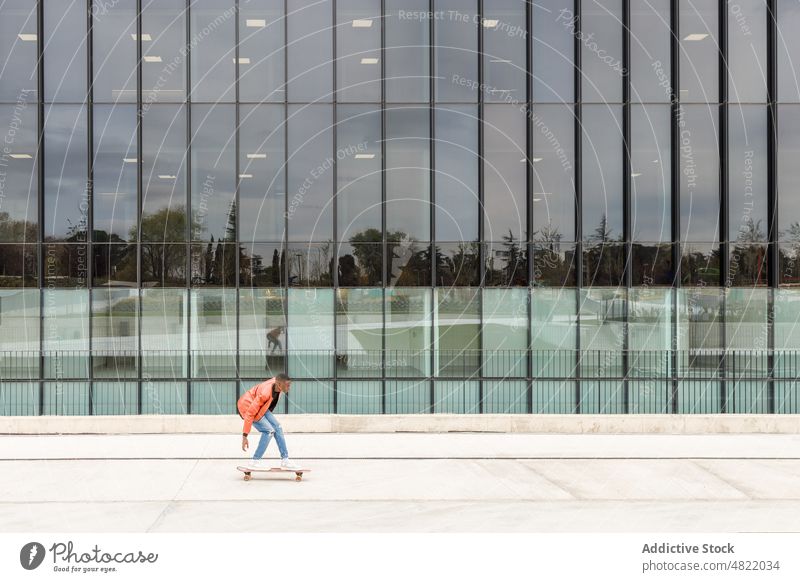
[
  {"x1": 280, "y1": 458, "x2": 300, "y2": 470},
  {"x1": 248, "y1": 459, "x2": 269, "y2": 470}
]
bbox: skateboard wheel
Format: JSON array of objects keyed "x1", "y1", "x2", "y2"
[
  {"x1": 295, "y1": 473, "x2": 302, "y2": 481},
  {"x1": 244, "y1": 473, "x2": 252, "y2": 482}
]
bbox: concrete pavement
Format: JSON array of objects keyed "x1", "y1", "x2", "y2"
[{"x1": 2, "y1": 433, "x2": 800, "y2": 532}]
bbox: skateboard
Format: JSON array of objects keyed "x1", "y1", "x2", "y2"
[{"x1": 237, "y1": 466, "x2": 310, "y2": 482}]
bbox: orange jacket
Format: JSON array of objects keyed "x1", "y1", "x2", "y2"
[{"x1": 238, "y1": 378, "x2": 276, "y2": 435}]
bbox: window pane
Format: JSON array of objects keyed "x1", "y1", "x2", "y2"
[
  {"x1": 483, "y1": 0, "x2": 526, "y2": 103},
  {"x1": 0, "y1": 104, "x2": 37, "y2": 242},
  {"x1": 729, "y1": 106, "x2": 767, "y2": 245},
  {"x1": 435, "y1": 288, "x2": 480, "y2": 377},
  {"x1": 141, "y1": 244, "x2": 186, "y2": 286},
  {"x1": 582, "y1": 105, "x2": 623, "y2": 240},
  {"x1": 336, "y1": 0, "x2": 381, "y2": 102},
  {"x1": 385, "y1": 288, "x2": 432, "y2": 376},
  {"x1": 680, "y1": 104, "x2": 720, "y2": 242},
  {"x1": 728, "y1": 0, "x2": 767, "y2": 102},
  {"x1": 677, "y1": 287, "x2": 723, "y2": 377},
  {"x1": 190, "y1": 289, "x2": 236, "y2": 378},
  {"x1": 287, "y1": 243, "x2": 334, "y2": 286},
  {"x1": 778, "y1": 105, "x2": 800, "y2": 241},
  {"x1": 91, "y1": 289, "x2": 138, "y2": 379},
  {"x1": 239, "y1": 104, "x2": 284, "y2": 241},
  {"x1": 337, "y1": 105, "x2": 382, "y2": 240},
  {"x1": 288, "y1": 289, "x2": 334, "y2": 379},
  {"x1": 630, "y1": 0, "x2": 671, "y2": 103},
  {"x1": 43, "y1": 289, "x2": 89, "y2": 378},
  {"x1": 435, "y1": 242, "x2": 481, "y2": 286},
  {"x1": 531, "y1": 105, "x2": 575, "y2": 241},
  {"x1": 435, "y1": 106, "x2": 479, "y2": 241},
  {"x1": 141, "y1": 288, "x2": 187, "y2": 377},
  {"x1": 484, "y1": 105, "x2": 526, "y2": 242},
  {"x1": 631, "y1": 105, "x2": 671, "y2": 242},
  {"x1": 44, "y1": 105, "x2": 89, "y2": 242},
  {"x1": 629, "y1": 288, "x2": 672, "y2": 377},
  {"x1": 190, "y1": 0, "x2": 236, "y2": 102},
  {"x1": 43, "y1": 243, "x2": 89, "y2": 287},
  {"x1": 434, "y1": 0, "x2": 478, "y2": 102},
  {"x1": 191, "y1": 104, "x2": 236, "y2": 242},
  {"x1": 482, "y1": 288, "x2": 528, "y2": 377},
  {"x1": 92, "y1": 0, "x2": 137, "y2": 103},
  {"x1": 385, "y1": 0, "x2": 429, "y2": 102},
  {"x1": 680, "y1": 0, "x2": 718, "y2": 102},
  {"x1": 336, "y1": 288, "x2": 383, "y2": 377},
  {"x1": 240, "y1": 243, "x2": 284, "y2": 286},
  {"x1": 287, "y1": 105, "x2": 334, "y2": 241},
  {"x1": 287, "y1": 0, "x2": 332, "y2": 102},
  {"x1": 581, "y1": 0, "x2": 623, "y2": 103},
  {"x1": 141, "y1": 105, "x2": 187, "y2": 241},
  {"x1": 0, "y1": 0, "x2": 38, "y2": 101},
  {"x1": 190, "y1": 241, "x2": 237, "y2": 287},
  {"x1": 0, "y1": 289, "x2": 40, "y2": 354},
  {"x1": 142, "y1": 0, "x2": 186, "y2": 103},
  {"x1": 386, "y1": 106, "x2": 430, "y2": 241},
  {"x1": 778, "y1": 0, "x2": 800, "y2": 102},
  {"x1": 93, "y1": 105, "x2": 138, "y2": 241},
  {"x1": 240, "y1": 288, "x2": 285, "y2": 377},
  {"x1": 93, "y1": 243, "x2": 137, "y2": 286},
  {"x1": 338, "y1": 242, "x2": 382, "y2": 286},
  {"x1": 531, "y1": 288, "x2": 577, "y2": 376},
  {"x1": 579, "y1": 289, "x2": 625, "y2": 377},
  {"x1": 532, "y1": 0, "x2": 574, "y2": 103},
  {"x1": 44, "y1": 0, "x2": 87, "y2": 102},
  {"x1": 239, "y1": 0, "x2": 285, "y2": 102}
]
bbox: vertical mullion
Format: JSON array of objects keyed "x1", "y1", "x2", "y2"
[
  {"x1": 37, "y1": 0, "x2": 45, "y2": 414},
  {"x1": 185, "y1": 0, "x2": 192, "y2": 414},
  {"x1": 477, "y1": 0, "x2": 484, "y2": 414},
  {"x1": 380, "y1": 0, "x2": 386, "y2": 414},
  {"x1": 622, "y1": 0, "x2": 631, "y2": 414},
  {"x1": 767, "y1": 0, "x2": 777, "y2": 413},
  {"x1": 526, "y1": 0, "x2": 533, "y2": 414},
  {"x1": 332, "y1": 0, "x2": 338, "y2": 414},
  {"x1": 670, "y1": 0, "x2": 680, "y2": 414},
  {"x1": 719, "y1": 0, "x2": 728, "y2": 413},
  {"x1": 136, "y1": 0, "x2": 143, "y2": 414},
  {"x1": 87, "y1": 0, "x2": 94, "y2": 414},
  {"x1": 283, "y1": 0, "x2": 290, "y2": 409},
  {"x1": 234, "y1": 0, "x2": 240, "y2": 399},
  {"x1": 574, "y1": 0, "x2": 582, "y2": 414},
  {"x1": 429, "y1": 0, "x2": 435, "y2": 412}
]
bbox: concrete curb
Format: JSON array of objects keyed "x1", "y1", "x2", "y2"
[{"x1": 1, "y1": 414, "x2": 800, "y2": 434}]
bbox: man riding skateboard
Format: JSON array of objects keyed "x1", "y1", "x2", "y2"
[{"x1": 239, "y1": 373, "x2": 299, "y2": 470}]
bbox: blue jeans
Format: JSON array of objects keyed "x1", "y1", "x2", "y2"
[{"x1": 252, "y1": 410, "x2": 288, "y2": 460}]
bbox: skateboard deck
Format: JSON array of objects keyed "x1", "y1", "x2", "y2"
[{"x1": 236, "y1": 466, "x2": 310, "y2": 482}]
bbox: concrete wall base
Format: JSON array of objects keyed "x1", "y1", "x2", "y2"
[{"x1": 1, "y1": 414, "x2": 800, "y2": 434}]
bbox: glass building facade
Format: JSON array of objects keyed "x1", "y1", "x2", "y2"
[{"x1": 1, "y1": 0, "x2": 800, "y2": 416}]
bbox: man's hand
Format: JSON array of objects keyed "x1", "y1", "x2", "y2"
[{"x1": 241, "y1": 436, "x2": 249, "y2": 452}]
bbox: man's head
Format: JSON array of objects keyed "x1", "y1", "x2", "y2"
[{"x1": 274, "y1": 373, "x2": 292, "y2": 393}]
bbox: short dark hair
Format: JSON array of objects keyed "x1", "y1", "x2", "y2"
[{"x1": 275, "y1": 373, "x2": 291, "y2": 383}]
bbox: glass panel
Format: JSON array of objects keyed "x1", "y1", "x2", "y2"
[
  {"x1": 485, "y1": 240, "x2": 528, "y2": 286},
  {"x1": 580, "y1": 380, "x2": 625, "y2": 413},
  {"x1": 337, "y1": 381, "x2": 382, "y2": 414},
  {"x1": 44, "y1": 0, "x2": 87, "y2": 102},
  {"x1": 191, "y1": 104, "x2": 236, "y2": 242},
  {"x1": 287, "y1": 243, "x2": 334, "y2": 286},
  {"x1": 581, "y1": 0, "x2": 623, "y2": 103},
  {"x1": 534, "y1": 380, "x2": 575, "y2": 413},
  {"x1": 385, "y1": 288, "x2": 432, "y2": 377},
  {"x1": 93, "y1": 105, "x2": 138, "y2": 241},
  {"x1": 287, "y1": 105, "x2": 334, "y2": 241},
  {"x1": 240, "y1": 243, "x2": 284, "y2": 287},
  {"x1": 778, "y1": 0, "x2": 800, "y2": 102},
  {"x1": 632, "y1": 243, "x2": 674, "y2": 285},
  {"x1": 239, "y1": 104, "x2": 284, "y2": 241},
  {"x1": 239, "y1": 0, "x2": 285, "y2": 102},
  {"x1": 0, "y1": 383, "x2": 40, "y2": 416},
  {"x1": 482, "y1": 288, "x2": 528, "y2": 377},
  {"x1": 778, "y1": 105, "x2": 800, "y2": 241},
  {"x1": 728, "y1": 0, "x2": 767, "y2": 102},
  {"x1": 679, "y1": 105, "x2": 720, "y2": 242},
  {"x1": 387, "y1": 239, "x2": 431, "y2": 287},
  {"x1": 434, "y1": 242, "x2": 481, "y2": 286},
  {"x1": 532, "y1": 243, "x2": 578, "y2": 286},
  {"x1": 385, "y1": 105, "x2": 430, "y2": 241},
  {"x1": 482, "y1": 0, "x2": 526, "y2": 103},
  {"x1": 435, "y1": 106, "x2": 479, "y2": 241},
  {"x1": 434, "y1": 0, "x2": 478, "y2": 102},
  {"x1": 92, "y1": 382, "x2": 138, "y2": 415},
  {"x1": 44, "y1": 105, "x2": 89, "y2": 242},
  {"x1": 579, "y1": 288, "x2": 625, "y2": 377},
  {"x1": 385, "y1": 380, "x2": 430, "y2": 413},
  {"x1": 628, "y1": 288, "x2": 672, "y2": 378},
  {"x1": 483, "y1": 380, "x2": 527, "y2": 413},
  {"x1": 336, "y1": 288, "x2": 383, "y2": 377},
  {"x1": 191, "y1": 382, "x2": 236, "y2": 414},
  {"x1": 679, "y1": 0, "x2": 719, "y2": 103},
  {"x1": 92, "y1": 244, "x2": 137, "y2": 286},
  {"x1": 434, "y1": 380, "x2": 480, "y2": 412},
  {"x1": 484, "y1": 105, "x2": 526, "y2": 241},
  {"x1": 141, "y1": 289, "x2": 187, "y2": 377},
  {"x1": 385, "y1": 0, "x2": 430, "y2": 102},
  {"x1": 141, "y1": 243, "x2": 186, "y2": 286},
  {"x1": 190, "y1": 242, "x2": 237, "y2": 287},
  {"x1": 434, "y1": 288, "x2": 480, "y2": 377},
  {"x1": 729, "y1": 106, "x2": 767, "y2": 243},
  {"x1": 631, "y1": 105, "x2": 671, "y2": 242},
  {"x1": 337, "y1": 105, "x2": 382, "y2": 240},
  {"x1": 0, "y1": 289, "x2": 39, "y2": 380},
  {"x1": 142, "y1": 0, "x2": 186, "y2": 103},
  {"x1": 725, "y1": 288, "x2": 768, "y2": 379},
  {"x1": 677, "y1": 287, "x2": 723, "y2": 378},
  {"x1": 681, "y1": 242, "x2": 722, "y2": 286},
  {"x1": 630, "y1": 0, "x2": 671, "y2": 103},
  {"x1": 531, "y1": 105, "x2": 576, "y2": 242},
  {"x1": 779, "y1": 242, "x2": 800, "y2": 285},
  {"x1": 582, "y1": 105, "x2": 623, "y2": 241},
  {"x1": 190, "y1": 0, "x2": 235, "y2": 102},
  {"x1": 43, "y1": 243, "x2": 89, "y2": 287},
  {"x1": 0, "y1": 104, "x2": 37, "y2": 242},
  {"x1": 91, "y1": 289, "x2": 138, "y2": 379},
  {"x1": 43, "y1": 382, "x2": 90, "y2": 415},
  {"x1": 629, "y1": 381, "x2": 670, "y2": 414},
  {"x1": 677, "y1": 380, "x2": 721, "y2": 413},
  {"x1": 287, "y1": 289, "x2": 334, "y2": 379},
  {"x1": 239, "y1": 288, "x2": 286, "y2": 377},
  {"x1": 287, "y1": 380, "x2": 334, "y2": 413},
  {"x1": 191, "y1": 290, "x2": 236, "y2": 378},
  {"x1": 43, "y1": 289, "x2": 90, "y2": 379},
  {"x1": 337, "y1": 242, "x2": 382, "y2": 286},
  {"x1": 532, "y1": 0, "x2": 574, "y2": 103},
  {"x1": 92, "y1": 0, "x2": 136, "y2": 103},
  {"x1": 141, "y1": 105, "x2": 187, "y2": 242},
  {"x1": 775, "y1": 289, "x2": 800, "y2": 379},
  {"x1": 336, "y1": 0, "x2": 381, "y2": 102},
  {"x1": 287, "y1": 0, "x2": 333, "y2": 102},
  {"x1": 0, "y1": 0, "x2": 38, "y2": 101}
]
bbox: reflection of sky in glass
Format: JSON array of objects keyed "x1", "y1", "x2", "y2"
[
  {"x1": 631, "y1": 105, "x2": 671, "y2": 242},
  {"x1": 288, "y1": 0, "x2": 332, "y2": 102},
  {"x1": 0, "y1": 0, "x2": 38, "y2": 101}
]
